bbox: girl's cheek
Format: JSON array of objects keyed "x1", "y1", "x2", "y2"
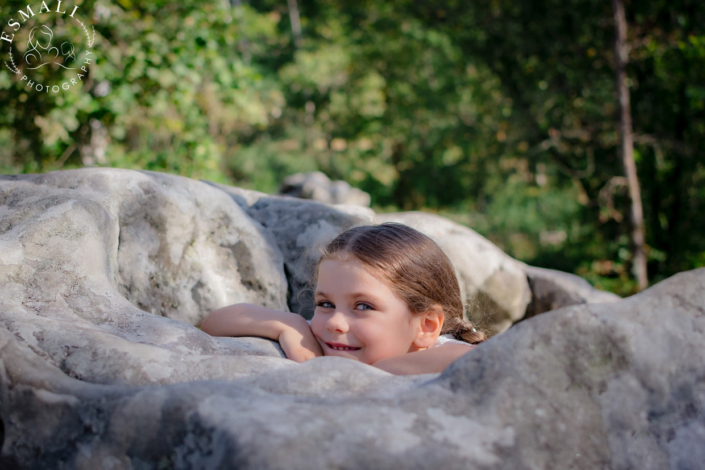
[
  {"x1": 353, "y1": 322, "x2": 378, "y2": 343},
  {"x1": 308, "y1": 315, "x2": 323, "y2": 335}
]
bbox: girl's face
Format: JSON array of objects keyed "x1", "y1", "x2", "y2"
[{"x1": 309, "y1": 256, "x2": 423, "y2": 365}]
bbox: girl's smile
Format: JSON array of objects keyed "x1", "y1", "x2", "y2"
[
  {"x1": 309, "y1": 256, "x2": 424, "y2": 365},
  {"x1": 324, "y1": 341, "x2": 361, "y2": 351}
]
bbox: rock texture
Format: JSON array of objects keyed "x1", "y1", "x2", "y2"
[
  {"x1": 2, "y1": 169, "x2": 288, "y2": 324},
  {"x1": 279, "y1": 171, "x2": 372, "y2": 207},
  {"x1": 522, "y1": 265, "x2": 621, "y2": 321},
  {"x1": 0, "y1": 170, "x2": 291, "y2": 384},
  {"x1": 2, "y1": 168, "x2": 697, "y2": 470}
]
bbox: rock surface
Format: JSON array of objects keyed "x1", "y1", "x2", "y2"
[
  {"x1": 522, "y1": 265, "x2": 621, "y2": 321},
  {"x1": 2, "y1": 168, "x2": 697, "y2": 470},
  {"x1": 279, "y1": 171, "x2": 372, "y2": 207},
  {"x1": 0, "y1": 169, "x2": 290, "y2": 388}
]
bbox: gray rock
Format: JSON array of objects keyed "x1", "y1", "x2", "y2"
[
  {"x1": 1, "y1": 168, "x2": 702, "y2": 469},
  {"x1": 2, "y1": 262, "x2": 703, "y2": 468},
  {"x1": 279, "y1": 171, "x2": 372, "y2": 207},
  {"x1": 376, "y1": 211, "x2": 532, "y2": 334},
  {"x1": 0, "y1": 169, "x2": 291, "y2": 387},
  {"x1": 521, "y1": 265, "x2": 621, "y2": 320},
  {"x1": 201, "y1": 180, "x2": 271, "y2": 211}
]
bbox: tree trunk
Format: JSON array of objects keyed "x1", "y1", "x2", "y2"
[
  {"x1": 287, "y1": 0, "x2": 302, "y2": 48},
  {"x1": 611, "y1": 0, "x2": 648, "y2": 291},
  {"x1": 230, "y1": 0, "x2": 251, "y2": 64}
]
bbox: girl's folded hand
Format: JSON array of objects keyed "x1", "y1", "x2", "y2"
[{"x1": 277, "y1": 318, "x2": 323, "y2": 362}]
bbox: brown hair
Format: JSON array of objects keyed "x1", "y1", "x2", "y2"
[{"x1": 313, "y1": 222, "x2": 487, "y2": 344}]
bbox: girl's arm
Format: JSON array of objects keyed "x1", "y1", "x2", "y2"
[
  {"x1": 371, "y1": 343, "x2": 475, "y2": 375},
  {"x1": 200, "y1": 303, "x2": 323, "y2": 362}
]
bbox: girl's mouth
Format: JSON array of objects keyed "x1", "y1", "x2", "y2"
[{"x1": 325, "y1": 342, "x2": 361, "y2": 351}]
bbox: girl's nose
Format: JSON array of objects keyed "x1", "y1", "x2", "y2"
[{"x1": 326, "y1": 310, "x2": 348, "y2": 334}]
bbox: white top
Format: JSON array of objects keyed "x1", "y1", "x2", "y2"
[{"x1": 430, "y1": 334, "x2": 467, "y2": 348}]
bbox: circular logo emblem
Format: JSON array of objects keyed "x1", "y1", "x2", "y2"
[{"x1": 2, "y1": 2, "x2": 95, "y2": 94}]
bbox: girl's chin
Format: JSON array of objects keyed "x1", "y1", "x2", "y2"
[{"x1": 326, "y1": 350, "x2": 362, "y2": 360}]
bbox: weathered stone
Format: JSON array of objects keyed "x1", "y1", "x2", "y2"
[
  {"x1": 376, "y1": 211, "x2": 532, "y2": 334},
  {"x1": 0, "y1": 168, "x2": 701, "y2": 469},
  {"x1": 201, "y1": 180, "x2": 270, "y2": 211},
  {"x1": 0, "y1": 169, "x2": 290, "y2": 387},
  {"x1": 1, "y1": 262, "x2": 703, "y2": 469},
  {"x1": 279, "y1": 171, "x2": 372, "y2": 207},
  {"x1": 522, "y1": 265, "x2": 621, "y2": 320},
  {"x1": 1, "y1": 169, "x2": 288, "y2": 325}
]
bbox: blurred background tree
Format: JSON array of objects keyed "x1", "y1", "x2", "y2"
[{"x1": 1, "y1": 0, "x2": 703, "y2": 296}]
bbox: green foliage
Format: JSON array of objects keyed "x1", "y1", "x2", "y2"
[
  {"x1": 1, "y1": 0, "x2": 703, "y2": 295},
  {"x1": 399, "y1": 0, "x2": 705, "y2": 293},
  {"x1": 1, "y1": 0, "x2": 283, "y2": 182}
]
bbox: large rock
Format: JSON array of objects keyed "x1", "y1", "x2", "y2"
[
  {"x1": 279, "y1": 171, "x2": 372, "y2": 207},
  {"x1": 2, "y1": 168, "x2": 700, "y2": 469},
  {"x1": 376, "y1": 212, "x2": 532, "y2": 334},
  {"x1": 0, "y1": 169, "x2": 291, "y2": 387},
  {"x1": 522, "y1": 265, "x2": 621, "y2": 321},
  {"x1": 2, "y1": 169, "x2": 288, "y2": 325},
  {"x1": 2, "y1": 263, "x2": 703, "y2": 467}
]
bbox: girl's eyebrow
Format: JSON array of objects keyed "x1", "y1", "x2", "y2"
[{"x1": 315, "y1": 291, "x2": 383, "y2": 302}]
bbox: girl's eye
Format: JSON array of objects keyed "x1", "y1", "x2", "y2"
[
  {"x1": 355, "y1": 303, "x2": 373, "y2": 311},
  {"x1": 316, "y1": 301, "x2": 334, "y2": 309}
]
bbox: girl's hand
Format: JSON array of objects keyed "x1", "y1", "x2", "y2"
[
  {"x1": 200, "y1": 303, "x2": 322, "y2": 362},
  {"x1": 277, "y1": 320, "x2": 323, "y2": 362}
]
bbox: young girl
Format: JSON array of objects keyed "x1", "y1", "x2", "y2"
[{"x1": 201, "y1": 222, "x2": 486, "y2": 374}]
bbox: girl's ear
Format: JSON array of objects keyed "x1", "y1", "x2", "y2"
[{"x1": 412, "y1": 306, "x2": 444, "y2": 350}]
